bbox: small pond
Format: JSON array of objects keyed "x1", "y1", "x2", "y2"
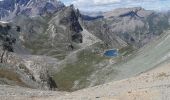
[{"x1": 104, "y1": 49, "x2": 118, "y2": 57}]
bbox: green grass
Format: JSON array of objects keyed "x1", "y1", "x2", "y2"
[
  {"x1": 23, "y1": 33, "x2": 51, "y2": 54},
  {"x1": 119, "y1": 45, "x2": 135, "y2": 56},
  {"x1": 53, "y1": 49, "x2": 107, "y2": 91},
  {"x1": 23, "y1": 32, "x2": 72, "y2": 60}
]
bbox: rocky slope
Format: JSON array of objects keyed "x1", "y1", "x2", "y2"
[
  {"x1": 47, "y1": 60, "x2": 170, "y2": 100},
  {"x1": 0, "y1": 21, "x2": 61, "y2": 90},
  {"x1": 82, "y1": 7, "x2": 170, "y2": 48},
  {"x1": 11, "y1": 5, "x2": 83, "y2": 60}
]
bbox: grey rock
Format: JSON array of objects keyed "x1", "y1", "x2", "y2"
[{"x1": 0, "y1": 22, "x2": 59, "y2": 90}]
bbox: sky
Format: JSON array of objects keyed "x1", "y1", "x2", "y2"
[{"x1": 60, "y1": 0, "x2": 170, "y2": 12}]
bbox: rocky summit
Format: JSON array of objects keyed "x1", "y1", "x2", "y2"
[{"x1": 0, "y1": 0, "x2": 170, "y2": 100}]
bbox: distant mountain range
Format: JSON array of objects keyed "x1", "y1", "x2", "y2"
[
  {"x1": 0, "y1": 0, "x2": 65, "y2": 20},
  {"x1": 82, "y1": 7, "x2": 170, "y2": 48}
]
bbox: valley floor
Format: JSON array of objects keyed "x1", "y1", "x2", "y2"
[{"x1": 1, "y1": 60, "x2": 170, "y2": 100}]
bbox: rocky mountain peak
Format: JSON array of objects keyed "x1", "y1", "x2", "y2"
[
  {"x1": 103, "y1": 7, "x2": 153, "y2": 18},
  {"x1": 119, "y1": 10, "x2": 142, "y2": 18},
  {"x1": 57, "y1": 5, "x2": 83, "y2": 43}
]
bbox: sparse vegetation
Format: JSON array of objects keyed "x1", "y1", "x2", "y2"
[
  {"x1": 119, "y1": 45, "x2": 135, "y2": 56},
  {"x1": 53, "y1": 49, "x2": 107, "y2": 91},
  {"x1": 0, "y1": 68, "x2": 26, "y2": 86}
]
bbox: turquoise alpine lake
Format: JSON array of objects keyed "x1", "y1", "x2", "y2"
[{"x1": 104, "y1": 49, "x2": 118, "y2": 57}]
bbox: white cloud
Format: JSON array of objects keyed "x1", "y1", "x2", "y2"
[
  {"x1": 72, "y1": 0, "x2": 120, "y2": 7},
  {"x1": 71, "y1": 0, "x2": 169, "y2": 11},
  {"x1": 72, "y1": 0, "x2": 158, "y2": 7},
  {"x1": 93, "y1": 0, "x2": 120, "y2": 5}
]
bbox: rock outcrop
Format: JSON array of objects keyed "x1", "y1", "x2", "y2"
[{"x1": 0, "y1": 22, "x2": 58, "y2": 90}]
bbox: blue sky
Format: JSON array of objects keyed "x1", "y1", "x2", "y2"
[{"x1": 60, "y1": 0, "x2": 170, "y2": 11}]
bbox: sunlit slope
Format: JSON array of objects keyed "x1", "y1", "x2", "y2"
[{"x1": 91, "y1": 30, "x2": 170, "y2": 83}]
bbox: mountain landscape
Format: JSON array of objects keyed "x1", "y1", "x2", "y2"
[{"x1": 0, "y1": 0, "x2": 170, "y2": 100}]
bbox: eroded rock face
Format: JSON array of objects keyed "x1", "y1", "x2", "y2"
[
  {"x1": 4, "y1": 53, "x2": 59, "y2": 90},
  {"x1": 0, "y1": 22, "x2": 16, "y2": 63},
  {"x1": 0, "y1": 22, "x2": 58, "y2": 90},
  {"x1": 50, "y1": 5, "x2": 83, "y2": 44}
]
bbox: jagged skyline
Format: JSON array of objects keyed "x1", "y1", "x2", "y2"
[{"x1": 61, "y1": 0, "x2": 170, "y2": 11}]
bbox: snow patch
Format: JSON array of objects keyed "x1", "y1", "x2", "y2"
[{"x1": 0, "y1": 21, "x2": 8, "y2": 24}]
